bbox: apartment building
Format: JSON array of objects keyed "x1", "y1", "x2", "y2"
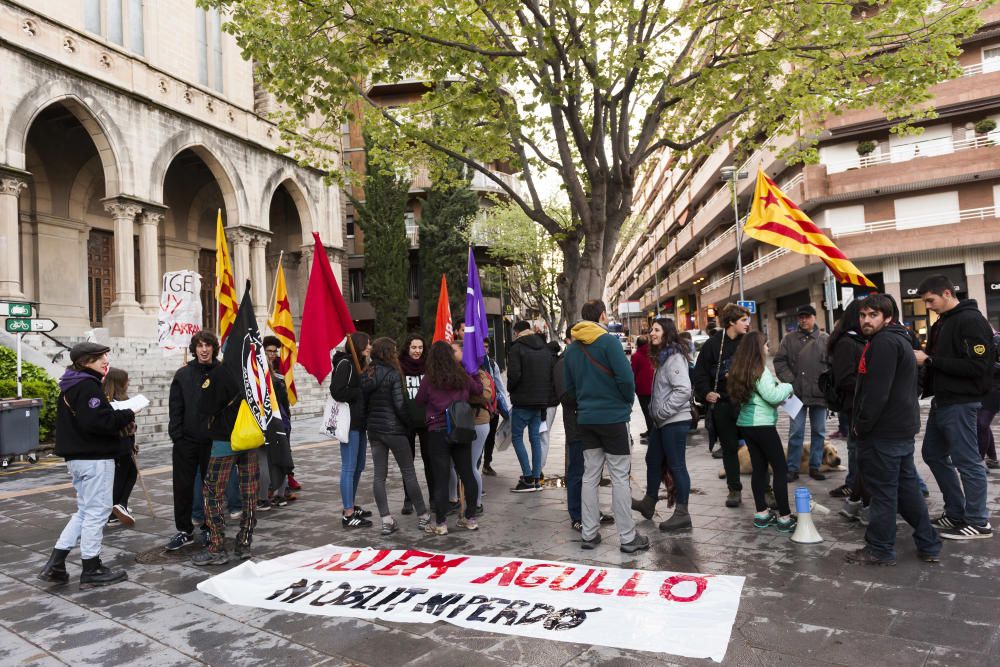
[
  {"x1": 0, "y1": 0, "x2": 343, "y2": 339},
  {"x1": 608, "y1": 4, "x2": 1000, "y2": 343}
]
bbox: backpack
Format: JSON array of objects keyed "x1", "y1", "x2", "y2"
[
  {"x1": 445, "y1": 400, "x2": 476, "y2": 444},
  {"x1": 817, "y1": 363, "x2": 845, "y2": 413}
]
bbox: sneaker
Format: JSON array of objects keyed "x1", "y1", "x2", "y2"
[
  {"x1": 106, "y1": 516, "x2": 120, "y2": 527},
  {"x1": 917, "y1": 551, "x2": 941, "y2": 563},
  {"x1": 112, "y1": 504, "x2": 135, "y2": 527},
  {"x1": 571, "y1": 520, "x2": 583, "y2": 531},
  {"x1": 425, "y1": 522, "x2": 448, "y2": 535},
  {"x1": 599, "y1": 512, "x2": 615, "y2": 525},
  {"x1": 447, "y1": 501, "x2": 461, "y2": 515},
  {"x1": 418, "y1": 514, "x2": 431, "y2": 530},
  {"x1": 191, "y1": 549, "x2": 230, "y2": 566},
  {"x1": 753, "y1": 511, "x2": 775, "y2": 529},
  {"x1": 620, "y1": 534, "x2": 650, "y2": 554},
  {"x1": 845, "y1": 547, "x2": 896, "y2": 566},
  {"x1": 272, "y1": 496, "x2": 288, "y2": 507},
  {"x1": 381, "y1": 519, "x2": 398, "y2": 536},
  {"x1": 725, "y1": 490, "x2": 742, "y2": 508},
  {"x1": 787, "y1": 471, "x2": 800, "y2": 482},
  {"x1": 940, "y1": 522, "x2": 993, "y2": 540},
  {"x1": 986, "y1": 458, "x2": 1000, "y2": 470},
  {"x1": 829, "y1": 484, "x2": 852, "y2": 498},
  {"x1": 287, "y1": 474, "x2": 302, "y2": 490},
  {"x1": 511, "y1": 477, "x2": 535, "y2": 493},
  {"x1": 234, "y1": 542, "x2": 252, "y2": 561},
  {"x1": 257, "y1": 500, "x2": 271, "y2": 511},
  {"x1": 809, "y1": 468, "x2": 826, "y2": 481},
  {"x1": 401, "y1": 499, "x2": 414, "y2": 515},
  {"x1": 839, "y1": 499, "x2": 862, "y2": 521},
  {"x1": 775, "y1": 516, "x2": 797, "y2": 533},
  {"x1": 533, "y1": 479, "x2": 543, "y2": 491},
  {"x1": 483, "y1": 465, "x2": 497, "y2": 476},
  {"x1": 229, "y1": 510, "x2": 242, "y2": 520},
  {"x1": 165, "y1": 531, "x2": 194, "y2": 551},
  {"x1": 342, "y1": 513, "x2": 372, "y2": 529},
  {"x1": 457, "y1": 516, "x2": 479, "y2": 531},
  {"x1": 931, "y1": 514, "x2": 961, "y2": 530},
  {"x1": 581, "y1": 533, "x2": 602, "y2": 549},
  {"x1": 354, "y1": 506, "x2": 373, "y2": 518}
]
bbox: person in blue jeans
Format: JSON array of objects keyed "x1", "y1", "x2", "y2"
[
  {"x1": 631, "y1": 318, "x2": 693, "y2": 532},
  {"x1": 506, "y1": 320, "x2": 556, "y2": 492},
  {"x1": 846, "y1": 294, "x2": 940, "y2": 565},
  {"x1": 330, "y1": 333, "x2": 373, "y2": 529},
  {"x1": 915, "y1": 275, "x2": 994, "y2": 540},
  {"x1": 774, "y1": 304, "x2": 829, "y2": 481}
]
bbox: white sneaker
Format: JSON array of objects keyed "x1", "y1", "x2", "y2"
[{"x1": 112, "y1": 504, "x2": 135, "y2": 528}]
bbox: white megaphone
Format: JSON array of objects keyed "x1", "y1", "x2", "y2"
[{"x1": 791, "y1": 486, "x2": 823, "y2": 544}]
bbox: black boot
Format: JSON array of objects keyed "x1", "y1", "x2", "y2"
[
  {"x1": 79, "y1": 557, "x2": 127, "y2": 588},
  {"x1": 630, "y1": 495, "x2": 657, "y2": 520},
  {"x1": 37, "y1": 548, "x2": 70, "y2": 584}
]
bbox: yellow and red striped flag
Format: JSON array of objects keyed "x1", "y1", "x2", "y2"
[
  {"x1": 215, "y1": 210, "x2": 238, "y2": 345},
  {"x1": 744, "y1": 170, "x2": 875, "y2": 287},
  {"x1": 267, "y1": 263, "x2": 298, "y2": 406}
]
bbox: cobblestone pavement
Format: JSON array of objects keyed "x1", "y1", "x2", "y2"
[{"x1": 1, "y1": 401, "x2": 998, "y2": 666}]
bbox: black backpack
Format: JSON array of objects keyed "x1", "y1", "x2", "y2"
[
  {"x1": 818, "y1": 363, "x2": 845, "y2": 413},
  {"x1": 445, "y1": 400, "x2": 476, "y2": 444}
]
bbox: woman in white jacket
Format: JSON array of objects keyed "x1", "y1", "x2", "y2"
[{"x1": 631, "y1": 318, "x2": 694, "y2": 531}]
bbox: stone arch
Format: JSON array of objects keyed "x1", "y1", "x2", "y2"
[
  {"x1": 21, "y1": 143, "x2": 52, "y2": 216},
  {"x1": 68, "y1": 154, "x2": 107, "y2": 223},
  {"x1": 149, "y1": 131, "x2": 247, "y2": 228},
  {"x1": 260, "y1": 170, "x2": 317, "y2": 243},
  {"x1": 5, "y1": 81, "x2": 129, "y2": 196}
]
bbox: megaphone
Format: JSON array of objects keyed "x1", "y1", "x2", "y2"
[{"x1": 791, "y1": 486, "x2": 823, "y2": 544}]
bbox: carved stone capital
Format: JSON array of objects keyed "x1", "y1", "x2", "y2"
[
  {"x1": 0, "y1": 176, "x2": 28, "y2": 197},
  {"x1": 250, "y1": 234, "x2": 269, "y2": 250},
  {"x1": 140, "y1": 210, "x2": 165, "y2": 226},
  {"x1": 227, "y1": 228, "x2": 253, "y2": 246},
  {"x1": 103, "y1": 199, "x2": 143, "y2": 220}
]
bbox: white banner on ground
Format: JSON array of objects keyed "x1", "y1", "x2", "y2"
[
  {"x1": 197, "y1": 545, "x2": 744, "y2": 662},
  {"x1": 158, "y1": 270, "x2": 203, "y2": 354}
]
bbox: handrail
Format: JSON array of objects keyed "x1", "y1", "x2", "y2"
[
  {"x1": 700, "y1": 248, "x2": 790, "y2": 294},
  {"x1": 823, "y1": 135, "x2": 994, "y2": 173},
  {"x1": 833, "y1": 205, "x2": 996, "y2": 237}
]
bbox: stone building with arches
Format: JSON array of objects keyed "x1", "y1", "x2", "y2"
[
  {"x1": 0, "y1": 0, "x2": 345, "y2": 439},
  {"x1": 0, "y1": 0, "x2": 343, "y2": 340}
]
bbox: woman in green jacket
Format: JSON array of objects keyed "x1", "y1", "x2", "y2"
[{"x1": 728, "y1": 332, "x2": 797, "y2": 532}]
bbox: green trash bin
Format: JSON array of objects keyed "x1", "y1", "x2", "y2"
[{"x1": 0, "y1": 397, "x2": 43, "y2": 467}]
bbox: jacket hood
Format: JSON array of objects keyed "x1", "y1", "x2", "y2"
[
  {"x1": 512, "y1": 332, "x2": 546, "y2": 350},
  {"x1": 942, "y1": 299, "x2": 981, "y2": 319},
  {"x1": 570, "y1": 321, "x2": 608, "y2": 345},
  {"x1": 59, "y1": 368, "x2": 101, "y2": 392},
  {"x1": 882, "y1": 322, "x2": 912, "y2": 340}
]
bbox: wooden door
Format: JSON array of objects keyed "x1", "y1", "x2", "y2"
[
  {"x1": 87, "y1": 230, "x2": 114, "y2": 327},
  {"x1": 199, "y1": 248, "x2": 217, "y2": 333}
]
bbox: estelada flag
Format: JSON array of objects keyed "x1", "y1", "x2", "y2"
[
  {"x1": 267, "y1": 263, "x2": 298, "y2": 406},
  {"x1": 432, "y1": 274, "x2": 454, "y2": 343},
  {"x1": 215, "y1": 210, "x2": 238, "y2": 345},
  {"x1": 298, "y1": 232, "x2": 356, "y2": 384},
  {"x1": 226, "y1": 282, "x2": 277, "y2": 451},
  {"x1": 744, "y1": 170, "x2": 875, "y2": 287}
]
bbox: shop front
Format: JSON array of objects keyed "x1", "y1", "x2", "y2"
[
  {"x1": 900, "y1": 264, "x2": 967, "y2": 345},
  {"x1": 986, "y1": 261, "x2": 1000, "y2": 330},
  {"x1": 774, "y1": 289, "x2": 811, "y2": 340}
]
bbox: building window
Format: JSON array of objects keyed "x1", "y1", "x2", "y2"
[
  {"x1": 893, "y1": 191, "x2": 960, "y2": 231},
  {"x1": 346, "y1": 215, "x2": 355, "y2": 238},
  {"x1": 196, "y1": 7, "x2": 224, "y2": 92},
  {"x1": 983, "y1": 45, "x2": 1000, "y2": 73},
  {"x1": 83, "y1": 0, "x2": 143, "y2": 55},
  {"x1": 349, "y1": 269, "x2": 365, "y2": 303}
]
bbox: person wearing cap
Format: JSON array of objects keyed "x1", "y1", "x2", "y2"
[
  {"x1": 774, "y1": 304, "x2": 830, "y2": 481},
  {"x1": 38, "y1": 342, "x2": 139, "y2": 588}
]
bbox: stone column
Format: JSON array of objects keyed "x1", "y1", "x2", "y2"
[
  {"x1": 0, "y1": 173, "x2": 28, "y2": 299},
  {"x1": 138, "y1": 210, "x2": 163, "y2": 311},
  {"x1": 250, "y1": 233, "x2": 269, "y2": 316},
  {"x1": 882, "y1": 256, "x2": 903, "y2": 312},
  {"x1": 965, "y1": 247, "x2": 987, "y2": 317},
  {"x1": 228, "y1": 228, "x2": 252, "y2": 301},
  {"x1": 103, "y1": 198, "x2": 156, "y2": 337}
]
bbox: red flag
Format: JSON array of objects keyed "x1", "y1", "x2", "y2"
[
  {"x1": 432, "y1": 274, "x2": 453, "y2": 343},
  {"x1": 297, "y1": 232, "x2": 356, "y2": 383}
]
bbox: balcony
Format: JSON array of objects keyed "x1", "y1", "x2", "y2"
[
  {"x1": 821, "y1": 135, "x2": 997, "y2": 175},
  {"x1": 470, "y1": 169, "x2": 524, "y2": 197},
  {"x1": 833, "y1": 205, "x2": 997, "y2": 238}
]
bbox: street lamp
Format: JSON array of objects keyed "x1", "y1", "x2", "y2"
[{"x1": 720, "y1": 166, "x2": 749, "y2": 301}]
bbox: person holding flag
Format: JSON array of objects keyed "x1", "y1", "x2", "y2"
[{"x1": 194, "y1": 283, "x2": 276, "y2": 565}]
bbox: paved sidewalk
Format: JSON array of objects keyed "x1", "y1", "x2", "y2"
[{"x1": 0, "y1": 403, "x2": 998, "y2": 666}]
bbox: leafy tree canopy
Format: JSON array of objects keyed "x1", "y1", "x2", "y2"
[{"x1": 207, "y1": 0, "x2": 985, "y2": 316}]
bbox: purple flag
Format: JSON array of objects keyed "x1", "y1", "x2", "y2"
[{"x1": 463, "y1": 246, "x2": 488, "y2": 375}]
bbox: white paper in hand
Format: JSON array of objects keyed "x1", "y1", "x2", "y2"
[
  {"x1": 110, "y1": 394, "x2": 150, "y2": 413},
  {"x1": 781, "y1": 394, "x2": 803, "y2": 419}
]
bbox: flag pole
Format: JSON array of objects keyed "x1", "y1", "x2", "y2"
[{"x1": 267, "y1": 250, "x2": 285, "y2": 321}]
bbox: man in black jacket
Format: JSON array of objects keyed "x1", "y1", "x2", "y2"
[
  {"x1": 506, "y1": 320, "x2": 556, "y2": 492},
  {"x1": 846, "y1": 294, "x2": 940, "y2": 566},
  {"x1": 165, "y1": 331, "x2": 219, "y2": 551},
  {"x1": 692, "y1": 303, "x2": 750, "y2": 507},
  {"x1": 916, "y1": 275, "x2": 994, "y2": 540}
]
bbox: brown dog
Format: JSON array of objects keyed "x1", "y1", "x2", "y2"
[{"x1": 718, "y1": 442, "x2": 843, "y2": 478}]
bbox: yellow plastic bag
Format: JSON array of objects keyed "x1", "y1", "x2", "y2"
[{"x1": 231, "y1": 400, "x2": 265, "y2": 451}]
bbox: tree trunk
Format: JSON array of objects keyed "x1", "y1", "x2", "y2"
[{"x1": 558, "y1": 233, "x2": 607, "y2": 331}]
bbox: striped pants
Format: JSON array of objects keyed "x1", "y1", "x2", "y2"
[{"x1": 203, "y1": 452, "x2": 259, "y2": 553}]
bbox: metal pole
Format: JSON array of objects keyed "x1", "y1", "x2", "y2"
[
  {"x1": 732, "y1": 181, "x2": 745, "y2": 301},
  {"x1": 16, "y1": 332, "x2": 22, "y2": 399},
  {"x1": 824, "y1": 270, "x2": 837, "y2": 333}
]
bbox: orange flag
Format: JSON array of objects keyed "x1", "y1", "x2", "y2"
[
  {"x1": 432, "y1": 274, "x2": 454, "y2": 343},
  {"x1": 744, "y1": 170, "x2": 875, "y2": 287},
  {"x1": 215, "y1": 210, "x2": 238, "y2": 345}
]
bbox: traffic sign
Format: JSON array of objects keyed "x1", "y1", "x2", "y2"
[
  {"x1": 5, "y1": 318, "x2": 58, "y2": 333},
  {"x1": 737, "y1": 299, "x2": 757, "y2": 314},
  {"x1": 0, "y1": 302, "x2": 32, "y2": 317}
]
